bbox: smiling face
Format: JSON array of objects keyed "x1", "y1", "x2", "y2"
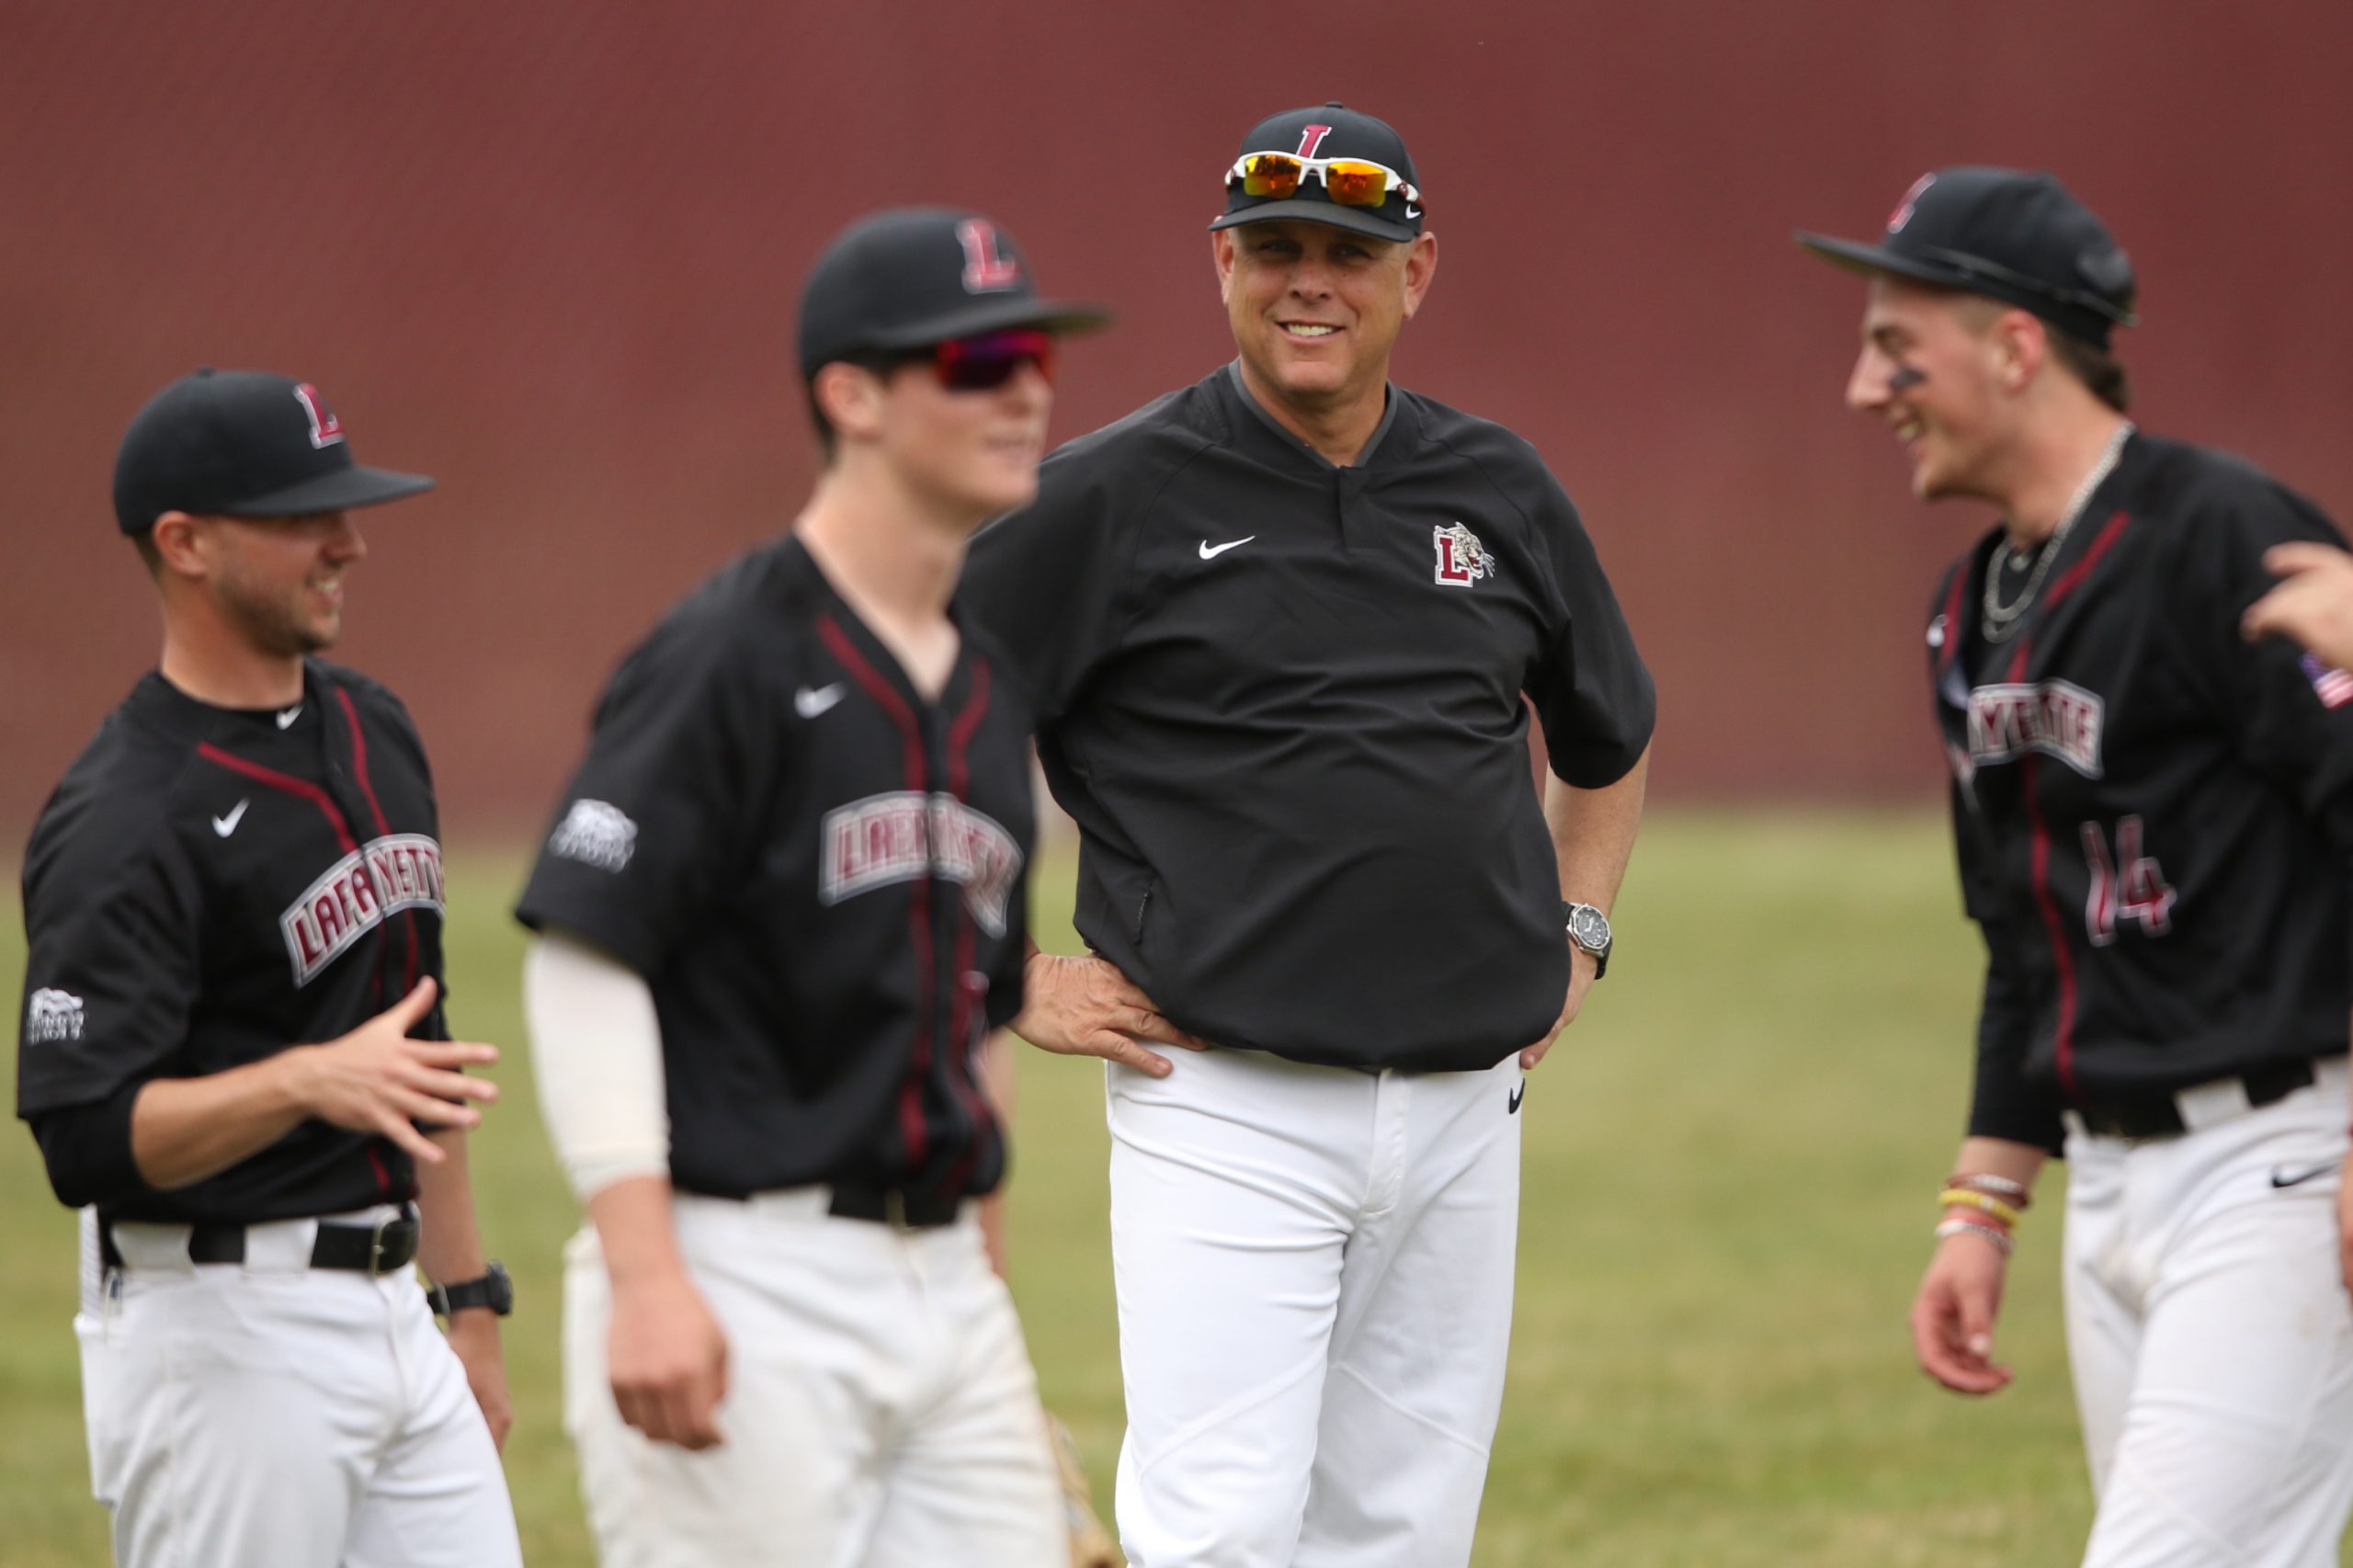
[
  {"x1": 159, "y1": 509, "x2": 367, "y2": 655},
  {"x1": 1214, "y1": 219, "x2": 1437, "y2": 415},
  {"x1": 1847, "y1": 276, "x2": 2036, "y2": 502}
]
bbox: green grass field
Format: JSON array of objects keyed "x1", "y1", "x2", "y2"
[{"x1": 0, "y1": 812, "x2": 2108, "y2": 1565}]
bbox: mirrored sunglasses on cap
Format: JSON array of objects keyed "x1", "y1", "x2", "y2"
[
  {"x1": 1224, "y1": 152, "x2": 1421, "y2": 211},
  {"x1": 898, "y1": 329, "x2": 1057, "y2": 392}
]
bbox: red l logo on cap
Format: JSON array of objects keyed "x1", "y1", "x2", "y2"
[
  {"x1": 292, "y1": 383, "x2": 345, "y2": 449},
  {"x1": 1295, "y1": 124, "x2": 1333, "y2": 158},
  {"x1": 957, "y1": 220, "x2": 1020, "y2": 294},
  {"x1": 1887, "y1": 174, "x2": 1935, "y2": 234}
]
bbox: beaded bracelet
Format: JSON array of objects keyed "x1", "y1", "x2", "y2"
[
  {"x1": 1939, "y1": 1188, "x2": 2023, "y2": 1227},
  {"x1": 1945, "y1": 1172, "x2": 2031, "y2": 1209},
  {"x1": 1936, "y1": 1215, "x2": 2015, "y2": 1257}
]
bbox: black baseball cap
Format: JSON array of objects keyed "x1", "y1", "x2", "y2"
[
  {"x1": 797, "y1": 207, "x2": 1110, "y2": 380},
  {"x1": 112, "y1": 369, "x2": 434, "y2": 536},
  {"x1": 1210, "y1": 102, "x2": 1425, "y2": 244},
  {"x1": 1795, "y1": 167, "x2": 2137, "y2": 349}
]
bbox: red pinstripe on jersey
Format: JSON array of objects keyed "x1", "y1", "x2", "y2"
[
  {"x1": 335, "y1": 688, "x2": 419, "y2": 994},
  {"x1": 2008, "y1": 510, "x2": 2133, "y2": 1104},
  {"x1": 939, "y1": 660, "x2": 999, "y2": 1199},
  {"x1": 817, "y1": 615, "x2": 938, "y2": 1174}
]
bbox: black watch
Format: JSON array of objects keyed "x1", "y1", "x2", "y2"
[
  {"x1": 1563, "y1": 901, "x2": 1612, "y2": 980},
  {"x1": 426, "y1": 1260, "x2": 514, "y2": 1318}
]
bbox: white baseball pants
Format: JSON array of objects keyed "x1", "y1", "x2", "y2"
[
  {"x1": 1106, "y1": 1047, "x2": 1523, "y2": 1568},
  {"x1": 563, "y1": 1190, "x2": 1063, "y2": 1568},
  {"x1": 75, "y1": 1206, "x2": 521, "y2": 1568},
  {"x1": 2064, "y1": 1059, "x2": 2353, "y2": 1567}
]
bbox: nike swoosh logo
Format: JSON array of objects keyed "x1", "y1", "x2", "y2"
[
  {"x1": 1507, "y1": 1082, "x2": 1525, "y2": 1114},
  {"x1": 276, "y1": 705, "x2": 301, "y2": 730},
  {"x1": 794, "y1": 684, "x2": 846, "y2": 719},
  {"x1": 1199, "y1": 537, "x2": 1256, "y2": 560},
  {"x1": 1405, "y1": 204, "x2": 1422, "y2": 220},
  {"x1": 2270, "y1": 1161, "x2": 2336, "y2": 1189},
  {"x1": 211, "y1": 800, "x2": 250, "y2": 837}
]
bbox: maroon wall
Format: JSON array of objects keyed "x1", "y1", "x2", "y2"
[{"x1": 6, "y1": 1, "x2": 2349, "y2": 837}]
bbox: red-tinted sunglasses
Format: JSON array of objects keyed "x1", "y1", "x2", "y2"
[{"x1": 919, "y1": 329, "x2": 1057, "y2": 392}]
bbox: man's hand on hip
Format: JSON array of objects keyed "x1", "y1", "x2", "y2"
[
  {"x1": 1013, "y1": 953, "x2": 1211, "y2": 1077},
  {"x1": 1522, "y1": 946, "x2": 1598, "y2": 1070}
]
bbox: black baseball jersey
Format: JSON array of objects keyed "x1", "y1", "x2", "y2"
[
  {"x1": 515, "y1": 537, "x2": 1031, "y2": 1202},
  {"x1": 1929, "y1": 432, "x2": 2353, "y2": 1150},
  {"x1": 17, "y1": 663, "x2": 449, "y2": 1223},
  {"x1": 958, "y1": 362, "x2": 1654, "y2": 1074}
]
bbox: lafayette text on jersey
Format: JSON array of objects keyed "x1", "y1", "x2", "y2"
[
  {"x1": 1929, "y1": 433, "x2": 2353, "y2": 1150},
  {"x1": 17, "y1": 664, "x2": 449, "y2": 1223},
  {"x1": 516, "y1": 537, "x2": 1032, "y2": 1202},
  {"x1": 959, "y1": 363, "x2": 1654, "y2": 1074}
]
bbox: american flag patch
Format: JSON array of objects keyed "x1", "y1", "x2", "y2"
[{"x1": 2302, "y1": 653, "x2": 2353, "y2": 710}]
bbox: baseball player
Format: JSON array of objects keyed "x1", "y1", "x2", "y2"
[
  {"x1": 957, "y1": 103, "x2": 1656, "y2": 1566},
  {"x1": 516, "y1": 207, "x2": 1109, "y2": 1567},
  {"x1": 15, "y1": 368, "x2": 521, "y2": 1567},
  {"x1": 1800, "y1": 167, "x2": 2353, "y2": 1565}
]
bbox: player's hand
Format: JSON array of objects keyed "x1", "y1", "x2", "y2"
[
  {"x1": 446, "y1": 1308, "x2": 514, "y2": 1452},
  {"x1": 1910, "y1": 1231, "x2": 2014, "y2": 1395},
  {"x1": 608, "y1": 1267, "x2": 730, "y2": 1450},
  {"x1": 1522, "y1": 946, "x2": 1598, "y2": 1070},
  {"x1": 2243, "y1": 541, "x2": 2353, "y2": 670},
  {"x1": 1045, "y1": 1411, "x2": 1120, "y2": 1568},
  {"x1": 1013, "y1": 952, "x2": 1211, "y2": 1078},
  {"x1": 284, "y1": 979, "x2": 500, "y2": 1165},
  {"x1": 2335, "y1": 1150, "x2": 2353, "y2": 1300}
]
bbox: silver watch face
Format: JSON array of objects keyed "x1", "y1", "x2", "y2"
[{"x1": 1567, "y1": 903, "x2": 1611, "y2": 953}]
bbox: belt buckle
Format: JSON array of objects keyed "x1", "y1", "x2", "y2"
[
  {"x1": 884, "y1": 1189, "x2": 912, "y2": 1233},
  {"x1": 366, "y1": 1211, "x2": 399, "y2": 1275}
]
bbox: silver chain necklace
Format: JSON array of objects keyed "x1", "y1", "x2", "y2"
[{"x1": 1981, "y1": 422, "x2": 2135, "y2": 644}]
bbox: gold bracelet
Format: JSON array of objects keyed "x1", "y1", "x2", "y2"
[{"x1": 1938, "y1": 1188, "x2": 2022, "y2": 1227}]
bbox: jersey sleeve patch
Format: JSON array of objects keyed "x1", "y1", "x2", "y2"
[
  {"x1": 547, "y1": 800, "x2": 640, "y2": 871},
  {"x1": 24, "y1": 989, "x2": 86, "y2": 1045},
  {"x1": 17, "y1": 813, "x2": 203, "y2": 1115}
]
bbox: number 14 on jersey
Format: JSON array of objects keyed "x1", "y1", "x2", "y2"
[{"x1": 2080, "y1": 815, "x2": 2177, "y2": 947}]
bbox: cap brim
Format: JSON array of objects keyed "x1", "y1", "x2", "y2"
[
  {"x1": 1794, "y1": 232, "x2": 1979, "y2": 292},
  {"x1": 1210, "y1": 199, "x2": 1417, "y2": 244},
  {"x1": 225, "y1": 465, "x2": 436, "y2": 518},
  {"x1": 867, "y1": 295, "x2": 1114, "y2": 355}
]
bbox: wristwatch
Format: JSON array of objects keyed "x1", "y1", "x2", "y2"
[
  {"x1": 426, "y1": 1260, "x2": 514, "y2": 1318},
  {"x1": 1563, "y1": 902, "x2": 1613, "y2": 980}
]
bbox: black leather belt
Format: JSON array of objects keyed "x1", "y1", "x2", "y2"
[
  {"x1": 2076, "y1": 1061, "x2": 2317, "y2": 1140},
  {"x1": 100, "y1": 1208, "x2": 420, "y2": 1275},
  {"x1": 826, "y1": 1183, "x2": 961, "y2": 1229}
]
